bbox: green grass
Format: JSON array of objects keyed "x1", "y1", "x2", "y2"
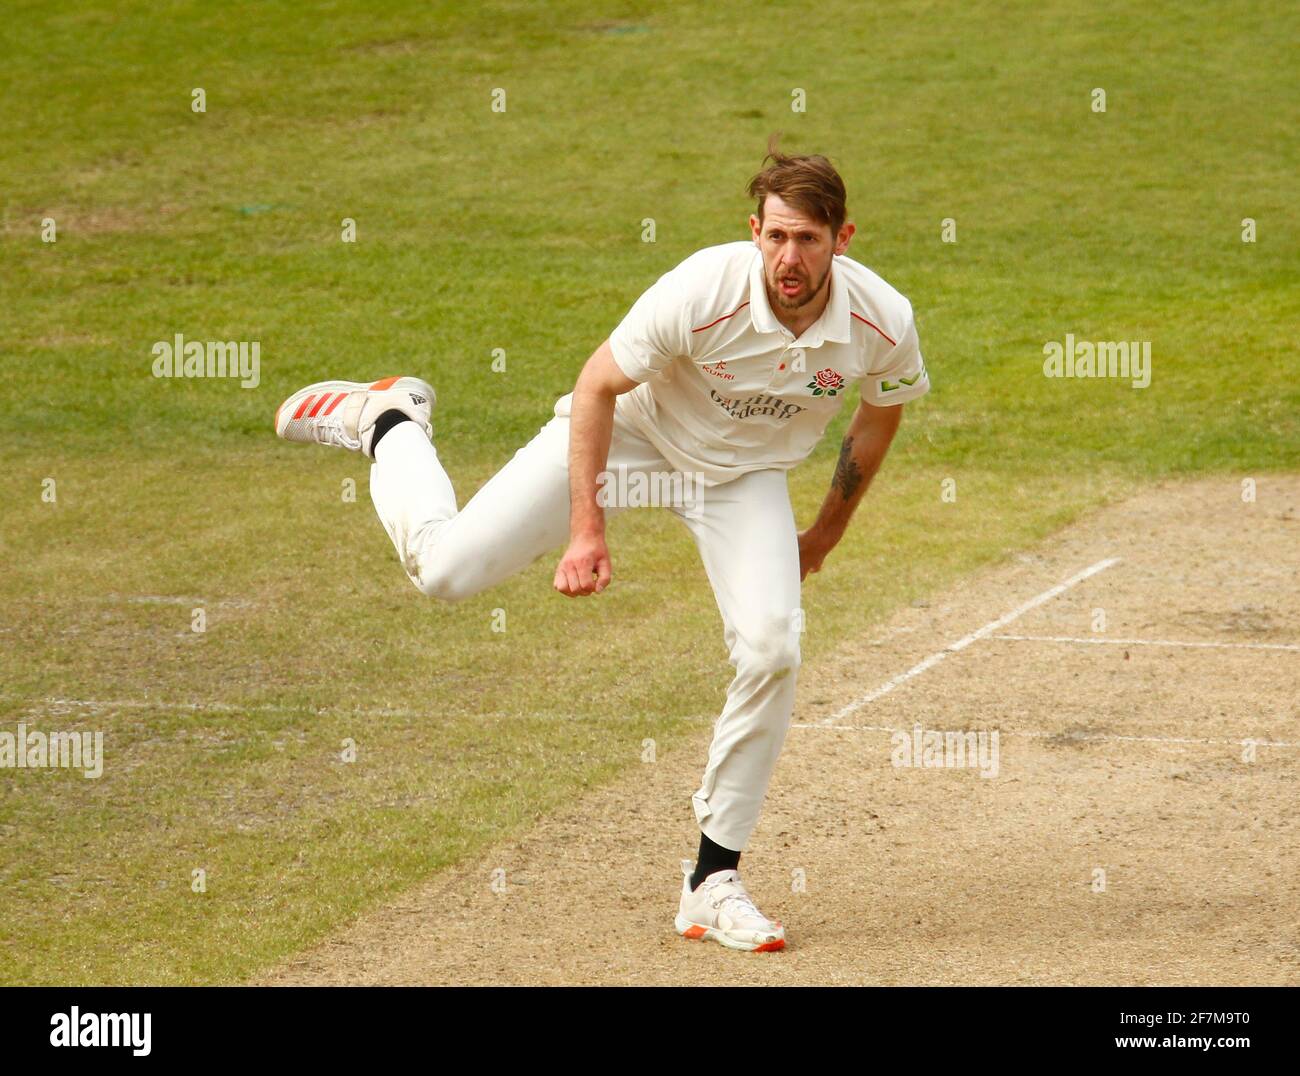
[{"x1": 0, "y1": 0, "x2": 1296, "y2": 983}]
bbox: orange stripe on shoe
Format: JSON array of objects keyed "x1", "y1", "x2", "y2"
[
  {"x1": 754, "y1": 939, "x2": 786, "y2": 952},
  {"x1": 292, "y1": 395, "x2": 316, "y2": 420},
  {"x1": 369, "y1": 376, "x2": 401, "y2": 390},
  {"x1": 681, "y1": 925, "x2": 707, "y2": 940},
  {"x1": 307, "y1": 394, "x2": 331, "y2": 417},
  {"x1": 321, "y1": 392, "x2": 346, "y2": 416}
]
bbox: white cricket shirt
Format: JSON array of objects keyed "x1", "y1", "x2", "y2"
[{"x1": 554, "y1": 241, "x2": 929, "y2": 486}]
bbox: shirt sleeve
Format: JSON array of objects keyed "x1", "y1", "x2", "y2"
[
  {"x1": 608, "y1": 265, "x2": 692, "y2": 383},
  {"x1": 860, "y1": 306, "x2": 930, "y2": 406}
]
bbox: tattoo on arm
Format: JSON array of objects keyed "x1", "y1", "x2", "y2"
[{"x1": 833, "y1": 435, "x2": 863, "y2": 501}]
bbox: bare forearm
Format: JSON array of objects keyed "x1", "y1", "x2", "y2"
[
  {"x1": 567, "y1": 386, "x2": 617, "y2": 538},
  {"x1": 810, "y1": 404, "x2": 902, "y2": 543}
]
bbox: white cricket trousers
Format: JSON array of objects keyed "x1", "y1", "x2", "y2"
[{"x1": 368, "y1": 407, "x2": 802, "y2": 852}]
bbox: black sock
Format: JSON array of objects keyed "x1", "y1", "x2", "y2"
[
  {"x1": 690, "y1": 833, "x2": 741, "y2": 891},
  {"x1": 369, "y1": 409, "x2": 412, "y2": 454}
]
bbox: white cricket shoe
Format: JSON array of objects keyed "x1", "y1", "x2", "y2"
[
  {"x1": 675, "y1": 867, "x2": 786, "y2": 952},
  {"x1": 274, "y1": 375, "x2": 435, "y2": 458}
]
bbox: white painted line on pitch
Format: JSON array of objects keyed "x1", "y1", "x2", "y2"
[
  {"x1": 1, "y1": 696, "x2": 718, "y2": 726},
  {"x1": 13, "y1": 697, "x2": 432, "y2": 720},
  {"x1": 989, "y1": 634, "x2": 1300, "y2": 652},
  {"x1": 792, "y1": 722, "x2": 1296, "y2": 749},
  {"x1": 119, "y1": 595, "x2": 256, "y2": 608},
  {"x1": 815, "y1": 557, "x2": 1122, "y2": 726}
]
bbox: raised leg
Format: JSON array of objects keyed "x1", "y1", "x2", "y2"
[{"x1": 369, "y1": 413, "x2": 671, "y2": 602}]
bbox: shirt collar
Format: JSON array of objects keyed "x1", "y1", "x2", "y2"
[{"x1": 748, "y1": 247, "x2": 852, "y2": 346}]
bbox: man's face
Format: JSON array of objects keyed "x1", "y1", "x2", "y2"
[{"x1": 749, "y1": 193, "x2": 854, "y2": 311}]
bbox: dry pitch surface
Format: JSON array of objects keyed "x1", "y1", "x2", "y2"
[{"x1": 262, "y1": 476, "x2": 1298, "y2": 985}]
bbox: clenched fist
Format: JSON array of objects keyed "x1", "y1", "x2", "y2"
[{"x1": 553, "y1": 533, "x2": 613, "y2": 596}]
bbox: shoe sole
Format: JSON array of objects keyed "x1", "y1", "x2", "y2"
[
  {"x1": 273, "y1": 376, "x2": 434, "y2": 435},
  {"x1": 674, "y1": 913, "x2": 786, "y2": 952}
]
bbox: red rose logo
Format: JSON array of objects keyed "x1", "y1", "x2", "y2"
[{"x1": 808, "y1": 368, "x2": 845, "y2": 397}]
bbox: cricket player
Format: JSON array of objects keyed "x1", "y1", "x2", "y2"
[{"x1": 274, "y1": 147, "x2": 929, "y2": 952}]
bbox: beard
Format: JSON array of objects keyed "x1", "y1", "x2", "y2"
[{"x1": 766, "y1": 262, "x2": 832, "y2": 310}]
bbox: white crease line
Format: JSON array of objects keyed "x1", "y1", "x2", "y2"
[
  {"x1": 817, "y1": 557, "x2": 1122, "y2": 726},
  {"x1": 1, "y1": 697, "x2": 716, "y2": 725},
  {"x1": 10, "y1": 697, "x2": 431, "y2": 720},
  {"x1": 990, "y1": 634, "x2": 1300, "y2": 652},
  {"x1": 793, "y1": 722, "x2": 1296, "y2": 749}
]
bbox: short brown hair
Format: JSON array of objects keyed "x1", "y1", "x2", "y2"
[{"x1": 747, "y1": 136, "x2": 848, "y2": 236}]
